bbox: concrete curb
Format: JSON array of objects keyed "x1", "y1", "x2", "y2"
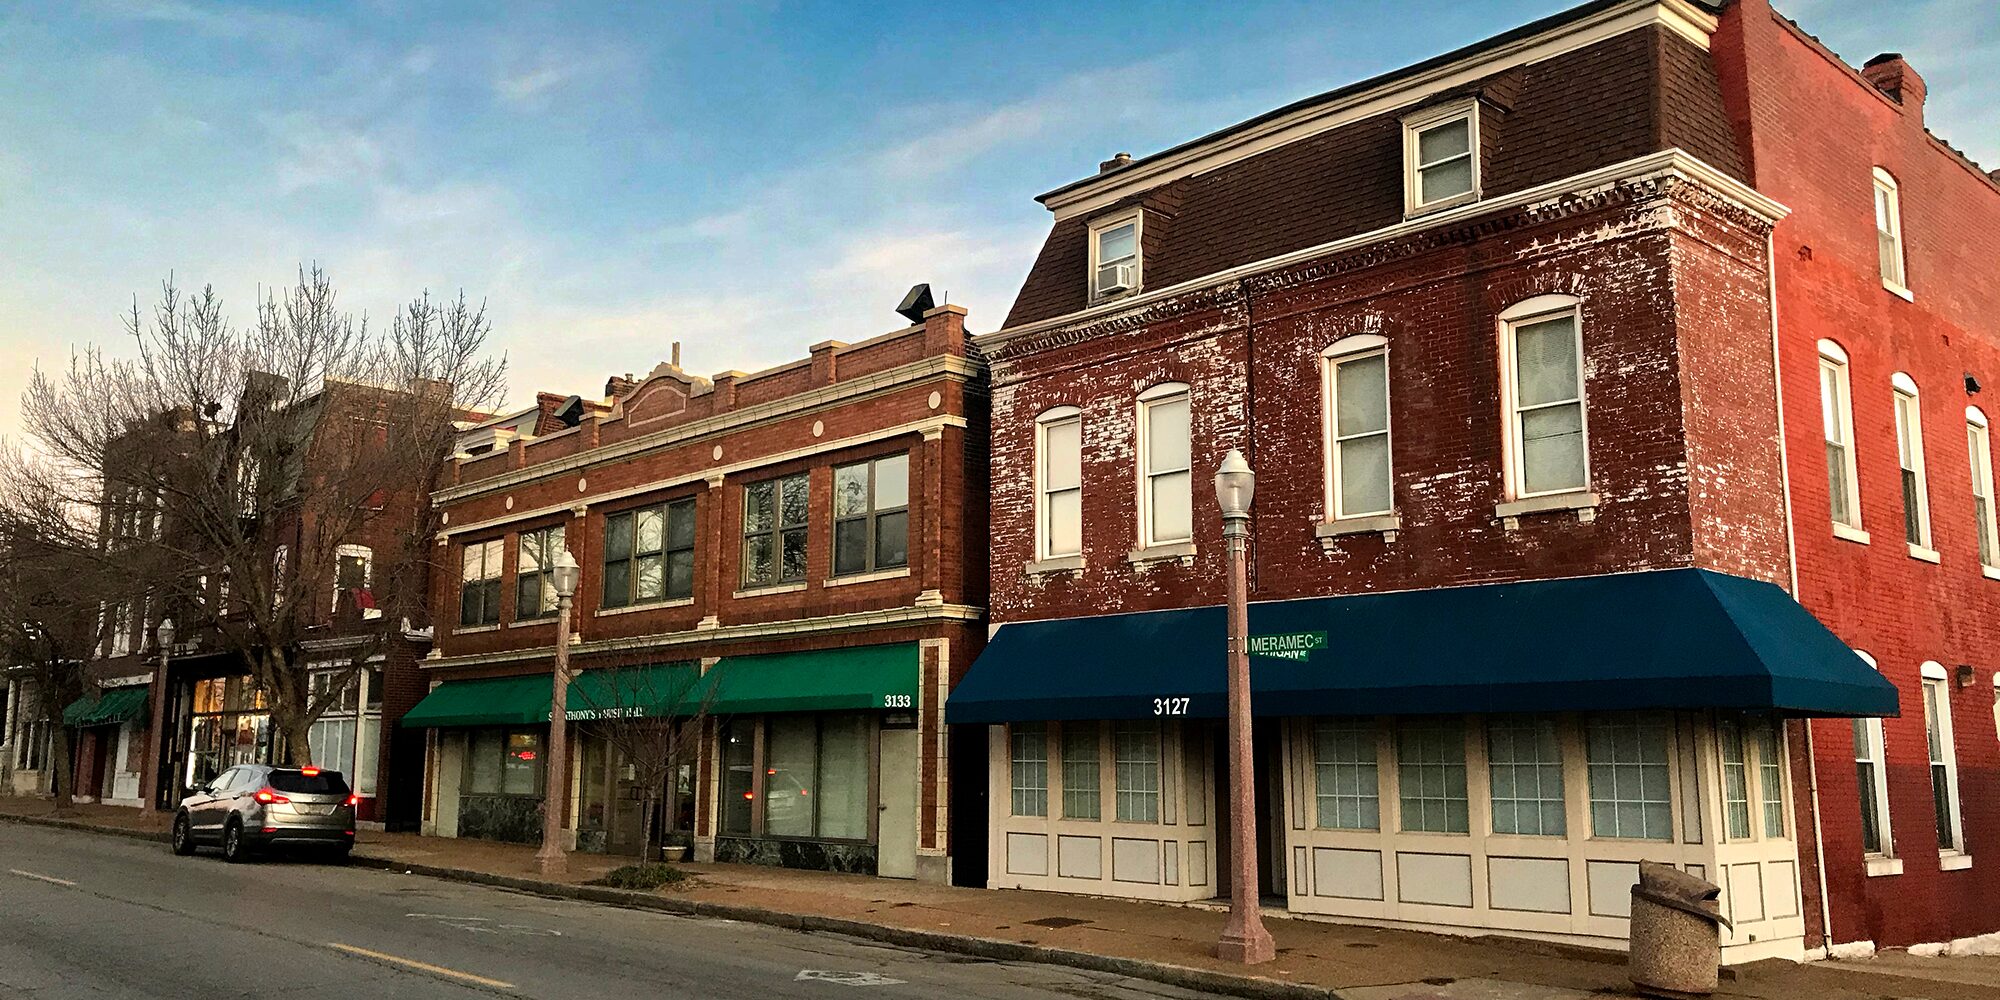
[
  {"x1": 2, "y1": 811, "x2": 1339, "y2": 1000},
  {"x1": 0, "y1": 810, "x2": 170, "y2": 844},
  {"x1": 343, "y1": 852, "x2": 1342, "y2": 1000}
]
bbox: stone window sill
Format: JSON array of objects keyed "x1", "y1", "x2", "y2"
[
  {"x1": 507, "y1": 616, "x2": 556, "y2": 628},
  {"x1": 1940, "y1": 852, "x2": 1973, "y2": 872},
  {"x1": 1025, "y1": 554, "x2": 1085, "y2": 575},
  {"x1": 1883, "y1": 280, "x2": 1914, "y2": 302},
  {"x1": 1316, "y1": 513, "x2": 1401, "y2": 546},
  {"x1": 594, "y1": 597, "x2": 695, "y2": 617},
  {"x1": 1908, "y1": 544, "x2": 1941, "y2": 564},
  {"x1": 1127, "y1": 541, "x2": 1196, "y2": 566},
  {"x1": 1495, "y1": 490, "x2": 1599, "y2": 529},
  {"x1": 1832, "y1": 522, "x2": 1871, "y2": 545},
  {"x1": 1864, "y1": 855, "x2": 1903, "y2": 878},
  {"x1": 1983, "y1": 564, "x2": 2000, "y2": 581},
  {"x1": 824, "y1": 566, "x2": 911, "y2": 589},
  {"x1": 453, "y1": 624, "x2": 501, "y2": 635},
  {"x1": 733, "y1": 581, "x2": 807, "y2": 600}
]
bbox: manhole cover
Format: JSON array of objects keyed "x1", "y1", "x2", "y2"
[{"x1": 1024, "y1": 917, "x2": 1091, "y2": 929}]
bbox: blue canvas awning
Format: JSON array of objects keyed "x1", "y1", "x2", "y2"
[{"x1": 947, "y1": 569, "x2": 1897, "y2": 724}]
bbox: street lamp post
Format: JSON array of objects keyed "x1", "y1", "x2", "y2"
[
  {"x1": 142, "y1": 617, "x2": 176, "y2": 814},
  {"x1": 535, "y1": 549, "x2": 582, "y2": 877},
  {"x1": 1213, "y1": 449, "x2": 1276, "y2": 965}
]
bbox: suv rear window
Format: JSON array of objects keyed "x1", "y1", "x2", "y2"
[{"x1": 268, "y1": 770, "x2": 351, "y2": 796}]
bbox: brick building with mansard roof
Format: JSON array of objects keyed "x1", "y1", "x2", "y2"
[{"x1": 945, "y1": 0, "x2": 1995, "y2": 962}]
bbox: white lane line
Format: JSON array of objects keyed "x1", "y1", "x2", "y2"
[
  {"x1": 327, "y1": 943, "x2": 516, "y2": 990},
  {"x1": 8, "y1": 869, "x2": 77, "y2": 887}
]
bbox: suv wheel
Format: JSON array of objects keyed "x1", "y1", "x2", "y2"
[
  {"x1": 171, "y1": 812, "x2": 196, "y2": 856},
  {"x1": 221, "y1": 820, "x2": 250, "y2": 863}
]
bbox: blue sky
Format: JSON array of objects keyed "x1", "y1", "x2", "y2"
[{"x1": 1, "y1": 1, "x2": 1992, "y2": 431}]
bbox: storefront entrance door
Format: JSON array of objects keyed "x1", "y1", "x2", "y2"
[{"x1": 877, "y1": 728, "x2": 918, "y2": 879}]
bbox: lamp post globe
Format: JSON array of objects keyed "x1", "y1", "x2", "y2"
[
  {"x1": 1214, "y1": 448, "x2": 1256, "y2": 520},
  {"x1": 552, "y1": 548, "x2": 580, "y2": 599}
]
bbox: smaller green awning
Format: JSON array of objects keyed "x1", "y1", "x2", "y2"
[
  {"x1": 62, "y1": 686, "x2": 150, "y2": 728},
  {"x1": 400, "y1": 674, "x2": 550, "y2": 728},
  {"x1": 710, "y1": 644, "x2": 919, "y2": 714}
]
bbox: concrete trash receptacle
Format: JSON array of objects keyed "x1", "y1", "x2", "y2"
[{"x1": 1629, "y1": 860, "x2": 1732, "y2": 998}]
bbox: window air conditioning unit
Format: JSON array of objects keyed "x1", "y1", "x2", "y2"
[{"x1": 1097, "y1": 262, "x2": 1135, "y2": 295}]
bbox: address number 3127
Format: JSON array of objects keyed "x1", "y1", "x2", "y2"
[{"x1": 1152, "y1": 697, "x2": 1191, "y2": 716}]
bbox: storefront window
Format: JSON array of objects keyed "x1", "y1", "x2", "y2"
[
  {"x1": 1756, "y1": 720, "x2": 1785, "y2": 838},
  {"x1": 1010, "y1": 724, "x2": 1048, "y2": 818},
  {"x1": 1313, "y1": 720, "x2": 1379, "y2": 831},
  {"x1": 762, "y1": 714, "x2": 872, "y2": 840},
  {"x1": 186, "y1": 676, "x2": 272, "y2": 788},
  {"x1": 1586, "y1": 715, "x2": 1672, "y2": 841},
  {"x1": 463, "y1": 727, "x2": 542, "y2": 796},
  {"x1": 1061, "y1": 724, "x2": 1101, "y2": 821},
  {"x1": 1720, "y1": 720, "x2": 1752, "y2": 840},
  {"x1": 1487, "y1": 718, "x2": 1564, "y2": 837},
  {"x1": 1113, "y1": 722, "x2": 1161, "y2": 823},
  {"x1": 1398, "y1": 720, "x2": 1468, "y2": 834},
  {"x1": 721, "y1": 720, "x2": 755, "y2": 835}
]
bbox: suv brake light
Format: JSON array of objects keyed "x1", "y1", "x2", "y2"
[
  {"x1": 345, "y1": 794, "x2": 361, "y2": 807},
  {"x1": 254, "y1": 789, "x2": 289, "y2": 804},
  {"x1": 300, "y1": 767, "x2": 321, "y2": 776}
]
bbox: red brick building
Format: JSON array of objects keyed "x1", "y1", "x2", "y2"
[
  {"x1": 949, "y1": 0, "x2": 1911, "y2": 963},
  {"x1": 1712, "y1": 0, "x2": 2000, "y2": 954},
  {"x1": 409, "y1": 303, "x2": 986, "y2": 883}
]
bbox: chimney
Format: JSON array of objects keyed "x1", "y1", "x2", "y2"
[
  {"x1": 671, "y1": 341, "x2": 682, "y2": 368},
  {"x1": 1099, "y1": 152, "x2": 1133, "y2": 174},
  {"x1": 605, "y1": 373, "x2": 638, "y2": 400},
  {"x1": 1862, "y1": 53, "x2": 1925, "y2": 123}
]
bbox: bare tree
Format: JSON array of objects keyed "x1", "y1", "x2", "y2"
[
  {"x1": 0, "y1": 448, "x2": 135, "y2": 813},
  {"x1": 569, "y1": 661, "x2": 721, "y2": 864},
  {"x1": 21, "y1": 265, "x2": 506, "y2": 767}
]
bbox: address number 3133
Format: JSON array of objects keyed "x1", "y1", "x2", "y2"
[{"x1": 1152, "y1": 697, "x2": 1191, "y2": 716}]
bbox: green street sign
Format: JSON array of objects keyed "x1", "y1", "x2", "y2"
[{"x1": 1247, "y1": 631, "x2": 1327, "y2": 661}]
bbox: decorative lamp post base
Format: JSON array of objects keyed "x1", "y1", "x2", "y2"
[
  {"x1": 1215, "y1": 926, "x2": 1277, "y2": 965},
  {"x1": 535, "y1": 846, "x2": 569, "y2": 877}
]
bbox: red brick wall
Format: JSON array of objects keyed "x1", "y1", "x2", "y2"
[
  {"x1": 1717, "y1": 0, "x2": 2000, "y2": 949},
  {"x1": 986, "y1": 180, "x2": 1777, "y2": 623}
]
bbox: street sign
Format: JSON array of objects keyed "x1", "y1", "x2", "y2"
[{"x1": 1247, "y1": 631, "x2": 1326, "y2": 661}]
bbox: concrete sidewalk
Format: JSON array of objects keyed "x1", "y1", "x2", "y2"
[{"x1": 4, "y1": 797, "x2": 1995, "y2": 1000}]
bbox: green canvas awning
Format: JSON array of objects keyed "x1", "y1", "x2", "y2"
[
  {"x1": 709, "y1": 644, "x2": 919, "y2": 714},
  {"x1": 400, "y1": 674, "x2": 550, "y2": 728},
  {"x1": 566, "y1": 663, "x2": 707, "y2": 721},
  {"x1": 948, "y1": 569, "x2": 1899, "y2": 725},
  {"x1": 62, "y1": 686, "x2": 150, "y2": 727}
]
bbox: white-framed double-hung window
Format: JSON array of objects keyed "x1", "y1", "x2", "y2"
[
  {"x1": 1819, "y1": 341, "x2": 1865, "y2": 539},
  {"x1": 1398, "y1": 720, "x2": 1468, "y2": 834},
  {"x1": 1585, "y1": 715, "x2": 1673, "y2": 841},
  {"x1": 1010, "y1": 723, "x2": 1049, "y2": 818},
  {"x1": 1403, "y1": 100, "x2": 1479, "y2": 215},
  {"x1": 1850, "y1": 655, "x2": 1896, "y2": 866},
  {"x1": 1968, "y1": 407, "x2": 1998, "y2": 573},
  {"x1": 1136, "y1": 384, "x2": 1192, "y2": 549},
  {"x1": 1323, "y1": 336, "x2": 1392, "y2": 520},
  {"x1": 1036, "y1": 407, "x2": 1083, "y2": 562},
  {"x1": 1919, "y1": 662, "x2": 1967, "y2": 861},
  {"x1": 1874, "y1": 167, "x2": 1909, "y2": 296},
  {"x1": 1487, "y1": 717, "x2": 1564, "y2": 837},
  {"x1": 1088, "y1": 211, "x2": 1142, "y2": 300},
  {"x1": 1312, "y1": 719, "x2": 1380, "y2": 831},
  {"x1": 1501, "y1": 297, "x2": 1589, "y2": 499},
  {"x1": 1892, "y1": 374, "x2": 1934, "y2": 557}
]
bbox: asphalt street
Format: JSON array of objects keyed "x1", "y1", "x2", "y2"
[{"x1": 0, "y1": 823, "x2": 1227, "y2": 1000}]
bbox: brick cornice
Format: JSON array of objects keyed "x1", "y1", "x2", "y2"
[
  {"x1": 436, "y1": 353, "x2": 985, "y2": 504},
  {"x1": 423, "y1": 601, "x2": 986, "y2": 671}
]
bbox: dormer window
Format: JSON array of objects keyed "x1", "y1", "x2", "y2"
[
  {"x1": 1403, "y1": 100, "x2": 1479, "y2": 215},
  {"x1": 1089, "y1": 211, "x2": 1142, "y2": 300}
]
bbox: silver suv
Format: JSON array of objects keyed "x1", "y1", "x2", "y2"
[{"x1": 171, "y1": 764, "x2": 358, "y2": 862}]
